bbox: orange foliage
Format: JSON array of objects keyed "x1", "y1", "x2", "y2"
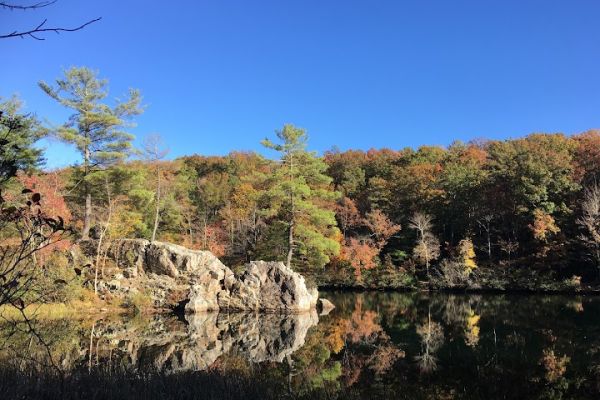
[
  {"x1": 204, "y1": 223, "x2": 227, "y2": 257},
  {"x1": 459, "y1": 144, "x2": 489, "y2": 165},
  {"x1": 346, "y1": 297, "x2": 384, "y2": 343},
  {"x1": 341, "y1": 238, "x2": 379, "y2": 278},
  {"x1": 530, "y1": 209, "x2": 560, "y2": 242},
  {"x1": 17, "y1": 173, "x2": 72, "y2": 258},
  {"x1": 541, "y1": 349, "x2": 570, "y2": 383},
  {"x1": 573, "y1": 130, "x2": 600, "y2": 183},
  {"x1": 335, "y1": 197, "x2": 362, "y2": 236},
  {"x1": 364, "y1": 209, "x2": 401, "y2": 248}
]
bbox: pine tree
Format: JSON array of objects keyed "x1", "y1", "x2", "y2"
[
  {"x1": 261, "y1": 124, "x2": 340, "y2": 269},
  {"x1": 39, "y1": 67, "x2": 143, "y2": 239},
  {"x1": 0, "y1": 97, "x2": 45, "y2": 192}
]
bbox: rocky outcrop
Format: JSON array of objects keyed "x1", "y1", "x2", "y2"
[
  {"x1": 77, "y1": 239, "x2": 321, "y2": 313},
  {"x1": 191, "y1": 260, "x2": 319, "y2": 313}
]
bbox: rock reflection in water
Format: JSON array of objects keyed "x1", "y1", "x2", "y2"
[{"x1": 107, "y1": 311, "x2": 319, "y2": 372}]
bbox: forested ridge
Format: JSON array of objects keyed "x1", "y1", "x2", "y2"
[{"x1": 3, "y1": 67, "x2": 600, "y2": 297}]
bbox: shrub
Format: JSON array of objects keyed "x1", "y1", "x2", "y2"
[{"x1": 432, "y1": 259, "x2": 470, "y2": 288}]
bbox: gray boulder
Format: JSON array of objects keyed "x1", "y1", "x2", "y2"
[
  {"x1": 203, "y1": 261, "x2": 318, "y2": 313},
  {"x1": 77, "y1": 239, "x2": 325, "y2": 314}
]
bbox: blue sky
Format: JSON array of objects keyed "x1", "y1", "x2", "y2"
[{"x1": 1, "y1": 0, "x2": 600, "y2": 168}]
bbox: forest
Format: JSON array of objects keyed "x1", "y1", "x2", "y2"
[{"x1": 3, "y1": 66, "x2": 600, "y2": 310}]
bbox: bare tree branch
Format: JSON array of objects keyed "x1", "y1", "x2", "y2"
[
  {"x1": 0, "y1": 17, "x2": 101, "y2": 40},
  {"x1": 0, "y1": 1, "x2": 57, "y2": 11},
  {"x1": 0, "y1": 0, "x2": 101, "y2": 40}
]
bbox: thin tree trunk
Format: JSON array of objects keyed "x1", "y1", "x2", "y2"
[
  {"x1": 203, "y1": 213, "x2": 208, "y2": 249},
  {"x1": 82, "y1": 143, "x2": 92, "y2": 239},
  {"x1": 286, "y1": 151, "x2": 294, "y2": 268},
  {"x1": 151, "y1": 166, "x2": 161, "y2": 242},
  {"x1": 88, "y1": 322, "x2": 95, "y2": 372},
  {"x1": 425, "y1": 243, "x2": 430, "y2": 278},
  {"x1": 187, "y1": 214, "x2": 194, "y2": 246},
  {"x1": 286, "y1": 221, "x2": 294, "y2": 268},
  {"x1": 94, "y1": 178, "x2": 113, "y2": 295}
]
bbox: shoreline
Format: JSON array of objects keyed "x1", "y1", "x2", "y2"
[{"x1": 317, "y1": 284, "x2": 600, "y2": 295}]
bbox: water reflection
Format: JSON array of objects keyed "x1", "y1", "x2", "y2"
[
  {"x1": 126, "y1": 312, "x2": 319, "y2": 372},
  {"x1": 2, "y1": 292, "x2": 600, "y2": 399}
]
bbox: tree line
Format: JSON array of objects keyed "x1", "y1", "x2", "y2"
[{"x1": 3, "y1": 66, "x2": 600, "y2": 291}]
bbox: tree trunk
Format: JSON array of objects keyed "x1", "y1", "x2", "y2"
[
  {"x1": 286, "y1": 221, "x2": 294, "y2": 269},
  {"x1": 151, "y1": 166, "x2": 161, "y2": 242},
  {"x1": 286, "y1": 151, "x2": 295, "y2": 269},
  {"x1": 202, "y1": 213, "x2": 208, "y2": 249},
  {"x1": 82, "y1": 144, "x2": 92, "y2": 239}
]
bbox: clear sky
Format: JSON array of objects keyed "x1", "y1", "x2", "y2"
[{"x1": 1, "y1": 0, "x2": 600, "y2": 168}]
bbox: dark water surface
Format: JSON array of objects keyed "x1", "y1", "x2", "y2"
[{"x1": 1, "y1": 292, "x2": 600, "y2": 399}]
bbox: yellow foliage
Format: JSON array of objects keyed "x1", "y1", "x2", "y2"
[
  {"x1": 109, "y1": 202, "x2": 140, "y2": 239},
  {"x1": 464, "y1": 310, "x2": 480, "y2": 347},
  {"x1": 458, "y1": 238, "x2": 477, "y2": 272},
  {"x1": 530, "y1": 209, "x2": 560, "y2": 242},
  {"x1": 541, "y1": 349, "x2": 570, "y2": 382}
]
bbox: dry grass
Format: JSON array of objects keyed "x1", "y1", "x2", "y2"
[{"x1": 0, "y1": 293, "x2": 125, "y2": 322}]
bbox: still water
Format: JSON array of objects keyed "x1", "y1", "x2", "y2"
[{"x1": 1, "y1": 292, "x2": 599, "y2": 399}]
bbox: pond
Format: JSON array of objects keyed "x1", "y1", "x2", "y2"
[{"x1": 1, "y1": 292, "x2": 599, "y2": 399}]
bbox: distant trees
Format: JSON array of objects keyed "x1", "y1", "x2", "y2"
[
  {"x1": 8, "y1": 68, "x2": 600, "y2": 289},
  {"x1": 39, "y1": 67, "x2": 143, "y2": 239},
  {"x1": 261, "y1": 124, "x2": 340, "y2": 268}
]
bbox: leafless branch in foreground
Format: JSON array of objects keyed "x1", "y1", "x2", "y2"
[
  {"x1": 0, "y1": 0, "x2": 100, "y2": 40},
  {"x1": 1, "y1": 17, "x2": 101, "y2": 40},
  {"x1": 0, "y1": 1, "x2": 57, "y2": 11}
]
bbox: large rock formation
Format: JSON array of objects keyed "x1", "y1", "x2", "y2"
[{"x1": 77, "y1": 239, "x2": 321, "y2": 313}]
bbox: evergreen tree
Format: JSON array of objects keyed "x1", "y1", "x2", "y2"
[
  {"x1": 39, "y1": 67, "x2": 143, "y2": 238},
  {"x1": 261, "y1": 124, "x2": 340, "y2": 269},
  {"x1": 0, "y1": 97, "x2": 45, "y2": 193}
]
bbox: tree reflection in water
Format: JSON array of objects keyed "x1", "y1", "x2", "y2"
[
  {"x1": 414, "y1": 305, "x2": 444, "y2": 373},
  {"x1": 1, "y1": 292, "x2": 600, "y2": 399}
]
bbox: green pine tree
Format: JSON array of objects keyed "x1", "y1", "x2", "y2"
[
  {"x1": 39, "y1": 67, "x2": 143, "y2": 239},
  {"x1": 261, "y1": 124, "x2": 340, "y2": 269},
  {"x1": 0, "y1": 97, "x2": 45, "y2": 193}
]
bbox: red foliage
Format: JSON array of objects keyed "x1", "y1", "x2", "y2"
[
  {"x1": 341, "y1": 238, "x2": 380, "y2": 278},
  {"x1": 335, "y1": 197, "x2": 362, "y2": 236},
  {"x1": 18, "y1": 172, "x2": 71, "y2": 223},
  {"x1": 364, "y1": 209, "x2": 401, "y2": 248},
  {"x1": 573, "y1": 130, "x2": 600, "y2": 183},
  {"x1": 17, "y1": 173, "x2": 73, "y2": 259},
  {"x1": 204, "y1": 222, "x2": 227, "y2": 257}
]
